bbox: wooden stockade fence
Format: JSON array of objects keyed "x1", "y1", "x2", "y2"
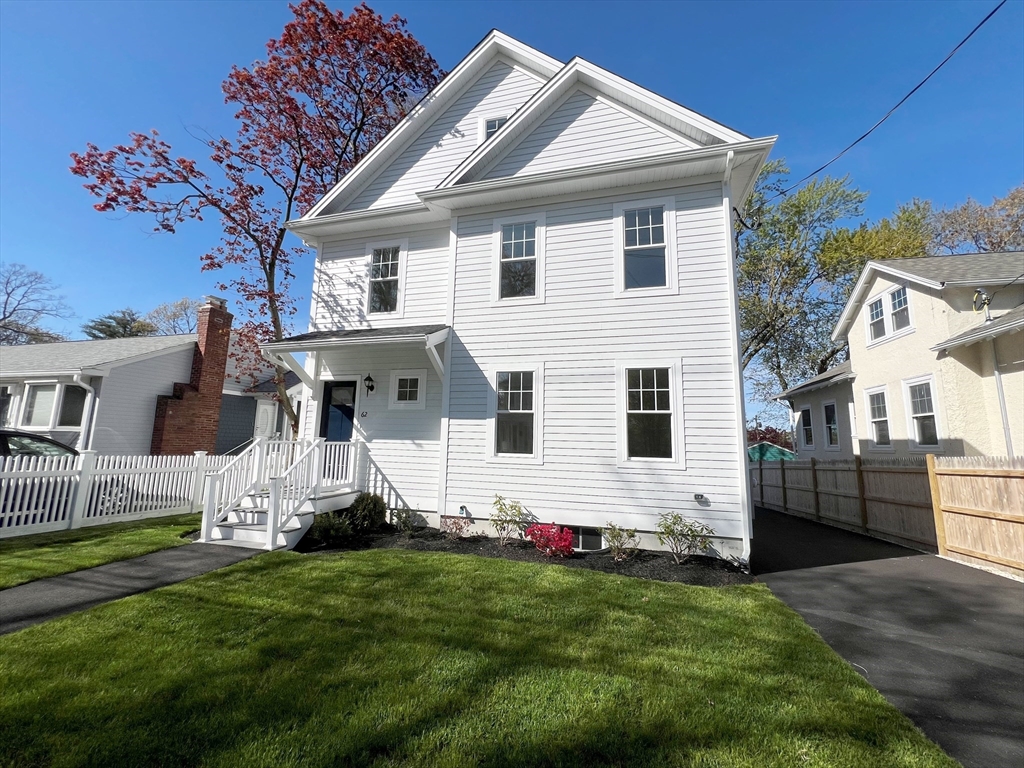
[
  {"x1": 751, "y1": 455, "x2": 1024, "y2": 577},
  {"x1": 928, "y1": 455, "x2": 1024, "y2": 579},
  {"x1": 751, "y1": 457, "x2": 936, "y2": 551}
]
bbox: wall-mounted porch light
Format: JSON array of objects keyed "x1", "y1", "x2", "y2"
[{"x1": 363, "y1": 375, "x2": 375, "y2": 396}]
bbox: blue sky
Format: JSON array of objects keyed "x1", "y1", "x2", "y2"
[{"x1": 1, "y1": 0, "x2": 1021, "y2": 354}]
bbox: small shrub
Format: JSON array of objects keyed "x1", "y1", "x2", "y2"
[
  {"x1": 348, "y1": 492, "x2": 387, "y2": 532},
  {"x1": 307, "y1": 511, "x2": 352, "y2": 546},
  {"x1": 440, "y1": 515, "x2": 472, "y2": 540},
  {"x1": 491, "y1": 494, "x2": 529, "y2": 546},
  {"x1": 602, "y1": 521, "x2": 639, "y2": 562},
  {"x1": 656, "y1": 512, "x2": 714, "y2": 564},
  {"x1": 391, "y1": 507, "x2": 416, "y2": 534},
  {"x1": 524, "y1": 523, "x2": 573, "y2": 557}
]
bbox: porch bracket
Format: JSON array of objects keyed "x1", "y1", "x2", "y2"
[
  {"x1": 424, "y1": 328, "x2": 449, "y2": 379},
  {"x1": 262, "y1": 349, "x2": 315, "y2": 389}
]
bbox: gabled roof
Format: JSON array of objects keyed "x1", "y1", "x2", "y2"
[
  {"x1": 0, "y1": 335, "x2": 197, "y2": 378},
  {"x1": 775, "y1": 360, "x2": 854, "y2": 401},
  {"x1": 298, "y1": 31, "x2": 562, "y2": 222},
  {"x1": 931, "y1": 303, "x2": 1024, "y2": 353},
  {"x1": 833, "y1": 252, "x2": 1024, "y2": 342}
]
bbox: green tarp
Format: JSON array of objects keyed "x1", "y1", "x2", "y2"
[{"x1": 747, "y1": 442, "x2": 797, "y2": 462}]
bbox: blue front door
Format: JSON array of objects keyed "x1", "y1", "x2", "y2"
[{"x1": 320, "y1": 381, "x2": 356, "y2": 442}]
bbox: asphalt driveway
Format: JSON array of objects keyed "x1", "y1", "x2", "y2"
[{"x1": 752, "y1": 507, "x2": 1024, "y2": 768}]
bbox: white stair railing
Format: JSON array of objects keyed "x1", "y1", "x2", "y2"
[
  {"x1": 266, "y1": 438, "x2": 324, "y2": 550},
  {"x1": 200, "y1": 437, "x2": 265, "y2": 541}
]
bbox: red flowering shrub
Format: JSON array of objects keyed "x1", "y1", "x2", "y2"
[{"x1": 525, "y1": 524, "x2": 574, "y2": 557}]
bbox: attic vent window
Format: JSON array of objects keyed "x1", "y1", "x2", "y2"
[{"x1": 485, "y1": 116, "x2": 508, "y2": 139}]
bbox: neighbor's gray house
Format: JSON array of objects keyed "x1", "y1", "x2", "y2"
[
  {"x1": 779, "y1": 252, "x2": 1024, "y2": 459},
  {"x1": 259, "y1": 31, "x2": 775, "y2": 560},
  {"x1": 0, "y1": 299, "x2": 301, "y2": 455}
]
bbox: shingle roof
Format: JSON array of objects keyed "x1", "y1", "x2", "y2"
[
  {"x1": 252, "y1": 371, "x2": 302, "y2": 393},
  {"x1": 0, "y1": 335, "x2": 197, "y2": 377},
  {"x1": 931, "y1": 304, "x2": 1024, "y2": 353},
  {"x1": 872, "y1": 252, "x2": 1024, "y2": 287},
  {"x1": 775, "y1": 360, "x2": 854, "y2": 400}
]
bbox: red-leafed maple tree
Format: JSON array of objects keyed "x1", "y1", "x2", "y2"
[{"x1": 70, "y1": 1, "x2": 444, "y2": 432}]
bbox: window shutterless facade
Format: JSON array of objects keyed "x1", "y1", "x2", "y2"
[
  {"x1": 613, "y1": 197, "x2": 676, "y2": 297},
  {"x1": 365, "y1": 238, "x2": 407, "y2": 317},
  {"x1": 388, "y1": 369, "x2": 426, "y2": 410},
  {"x1": 492, "y1": 213, "x2": 545, "y2": 304},
  {"x1": 866, "y1": 284, "x2": 913, "y2": 344},
  {"x1": 496, "y1": 371, "x2": 534, "y2": 455},
  {"x1": 625, "y1": 367, "x2": 672, "y2": 458},
  {"x1": 906, "y1": 379, "x2": 939, "y2": 447},
  {"x1": 799, "y1": 407, "x2": 813, "y2": 448},
  {"x1": 823, "y1": 401, "x2": 839, "y2": 448},
  {"x1": 867, "y1": 389, "x2": 891, "y2": 448}
]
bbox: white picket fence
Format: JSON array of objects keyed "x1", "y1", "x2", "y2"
[{"x1": 0, "y1": 440, "x2": 358, "y2": 539}]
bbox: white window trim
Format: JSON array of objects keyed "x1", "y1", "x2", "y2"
[
  {"x1": 478, "y1": 114, "x2": 509, "y2": 144},
  {"x1": 864, "y1": 385, "x2": 894, "y2": 452},
  {"x1": 18, "y1": 380, "x2": 86, "y2": 432},
  {"x1": 388, "y1": 369, "x2": 427, "y2": 411},
  {"x1": 486, "y1": 362, "x2": 544, "y2": 465},
  {"x1": 821, "y1": 399, "x2": 841, "y2": 451},
  {"x1": 365, "y1": 237, "x2": 409, "y2": 319},
  {"x1": 902, "y1": 374, "x2": 941, "y2": 451},
  {"x1": 0, "y1": 382, "x2": 21, "y2": 429},
  {"x1": 797, "y1": 405, "x2": 815, "y2": 450},
  {"x1": 864, "y1": 283, "x2": 915, "y2": 349},
  {"x1": 612, "y1": 196, "x2": 678, "y2": 298},
  {"x1": 491, "y1": 212, "x2": 546, "y2": 306},
  {"x1": 615, "y1": 359, "x2": 684, "y2": 469}
]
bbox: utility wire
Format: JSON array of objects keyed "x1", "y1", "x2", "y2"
[{"x1": 753, "y1": 0, "x2": 1008, "y2": 215}]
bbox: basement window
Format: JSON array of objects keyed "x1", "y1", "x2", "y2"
[{"x1": 570, "y1": 526, "x2": 603, "y2": 551}]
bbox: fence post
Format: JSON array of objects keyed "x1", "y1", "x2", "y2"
[
  {"x1": 67, "y1": 451, "x2": 97, "y2": 530},
  {"x1": 190, "y1": 451, "x2": 208, "y2": 514},
  {"x1": 757, "y1": 459, "x2": 763, "y2": 505},
  {"x1": 810, "y1": 457, "x2": 820, "y2": 521},
  {"x1": 266, "y1": 477, "x2": 280, "y2": 551},
  {"x1": 200, "y1": 473, "x2": 220, "y2": 543},
  {"x1": 779, "y1": 459, "x2": 787, "y2": 514},
  {"x1": 313, "y1": 438, "x2": 325, "y2": 499},
  {"x1": 926, "y1": 454, "x2": 947, "y2": 556},
  {"x1": 854, "y1": 455, "x2": 869, "y2": 533}
]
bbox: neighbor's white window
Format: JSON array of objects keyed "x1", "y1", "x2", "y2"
[
  {"x1": 613, "y1": 198, "x2": 676, "y2": 296},
  {"x1": 867, "y1": 285, "x2": 913, "y2": 343},
  {"x1": 867, "y1": 389, "x2": 891, "y2": 448},
  {"x1": 0, "y1": 385, "x2": 14, "y2": 427},
  {"x1": 907, "y1": 379, "x2": 939, "y2": 447},
  {"x1": 492, "y1": 213, "x2": 545, "y2": 304},
  {"x1": 823, "y1": 401, "x2": 839, "y2": 448},
  {"x1": 799, "y1": 407, "x2": 814, "y2": 448},
  {"x1": 388, "y1": 369, "x2": 426, "y2": 410},
  {"x1": 495, "y1": 370, "x2": 536, "y2": 456},
  {"x1": 21, "y1": 383, "x2": 88, "y2": 430}
]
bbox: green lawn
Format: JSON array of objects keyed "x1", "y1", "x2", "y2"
[
  {"x1": 0, "y1": 550, "x2": 954, "y2": 768},
  {"x1": 0, "y1": 513, "x2": 201, "y2": 589}
]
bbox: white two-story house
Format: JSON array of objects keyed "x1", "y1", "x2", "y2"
[
  {"x1": 262, "y1": 31, "x2": 775, "y2": 561},
  {"x1": 779, "y1": 252, "x2": 1024, "y2": 459}
]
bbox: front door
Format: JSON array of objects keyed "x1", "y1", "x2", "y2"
[
  {"x1": 253, "y1": 400, "x2": 277, "y2": 439},
  {"x1": 320, "y1": 381, "x2": 357, "y2": 442}
]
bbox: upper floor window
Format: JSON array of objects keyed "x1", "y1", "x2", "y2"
[
  {"x1": 866, "y1": 285, "x2": 912, "y2": 343},
  {"x1": 369, "y1": 246, "x2": 400, "y2": 314},
  {"x1": 907, "y1": 379, "x2": 939, "y2": 447},
  {"x1": 613, "y1": 198, "x2": 676, "y2": 296},
  {"x1": 492, "y1": 213, "x2": 545, "y2": 304},
  {"x1": 484, "y1": 116, "x2": 508, "y2": 139},
  {"x1": 799, "y1": 407, "x2": 813, "y2": 448}
]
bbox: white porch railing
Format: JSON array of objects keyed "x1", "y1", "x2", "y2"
[
  {"x1": 323, "y1": 440, "x2": 358, "y2": 488},
  {"x1": 267, "y1": 438, "x2": 324, "y2": 549}
]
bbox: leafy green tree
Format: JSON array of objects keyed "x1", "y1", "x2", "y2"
[{"x1": 82, "y1": 308, "x2": 157, "y2": 339}]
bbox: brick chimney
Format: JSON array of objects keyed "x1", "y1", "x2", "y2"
[{"x1": 151, "y1": 296, "x2": 234, "y2": 455}]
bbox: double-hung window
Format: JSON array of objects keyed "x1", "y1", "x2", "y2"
[
  {"x1": 867, "y1": 389, "x2": 891, "y2": 447},
  {"x1": 907, "y1": 379, "x2": 939, "y2": 447},
  {"x1": 493, "y1": 213, "x2": 544, "y2": 303},
  {"x1": 614, "y1": 198, "x2": 676, "y2": 296},
  {"x1": 799, "y1": 407, "x2": 814, "y2": 448},
  {"x1": 823, "y1": 401, "x2": 839, "y2": 448},
  {"x1": 625, "y1": 367, "x2": 673, "y2": 459},
  {"x1": 866, "y1": 285, "x2": 912, "y2": 343},
  {"x1": 368, "y1": 243, "x2": 403, "y2": 315},
  {"x1": 495, "y1": 371, "x2": 535, "y2": 456}
]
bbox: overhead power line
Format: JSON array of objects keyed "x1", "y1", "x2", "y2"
[{"x1": 757, "y1": 0, "x2": 1008, "y2": 211}]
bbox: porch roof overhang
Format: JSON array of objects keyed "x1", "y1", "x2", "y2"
[
  {"x1": 261, "y1": 325, "x2": 451, "y2": 381},
  {"x1": 930, "y1": 305, "x2": 1024, "y2": 354}
]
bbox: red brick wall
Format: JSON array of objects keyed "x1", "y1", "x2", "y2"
[{"x1": 151, "y1": 298, "x2": 233, "y2": 455}]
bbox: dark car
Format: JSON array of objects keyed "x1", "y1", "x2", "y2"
[{"x1": 0, "y1": 430, "x2": 79, "y2": 457}]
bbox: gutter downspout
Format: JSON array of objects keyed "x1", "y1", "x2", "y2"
[
  {"x1": 73, "y1": 374, "x2": 97, "y2": 451},
  {"x1": 990, "y1": 339, "x2": 1014, "y2": 455}
]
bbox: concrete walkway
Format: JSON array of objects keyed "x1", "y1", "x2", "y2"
[
  {"x1": 752, "y1": 508, "x2": 1024, "y2": 768},
  {"x1": 0, "y1": 543, "x2": 257, "y2": 635}
]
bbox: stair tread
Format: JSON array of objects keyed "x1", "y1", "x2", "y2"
[{"x1": 217, "y1": 522, "x2": 304, "y2": 532}]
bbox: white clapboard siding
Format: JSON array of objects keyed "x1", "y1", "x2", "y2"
[
  {"x1": 444, "y1": 182, "x2": 744, "y2": 538},
  {"x1": 342, "y1": 61, "x2": 544, "y2": 212},
  {"x1": 484, "y1": 89, "x2": 689, "y2": 180},
  {"x1": 313, "y1": 226, "x2": 449, "y2": 330},
  {"x1": 356, "y1": 440, "x2": 441, "y2": 512}
]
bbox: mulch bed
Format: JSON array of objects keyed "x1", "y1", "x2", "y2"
[{"x1": 295, "y1": 527, "x2": 753, "y2": 588}]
